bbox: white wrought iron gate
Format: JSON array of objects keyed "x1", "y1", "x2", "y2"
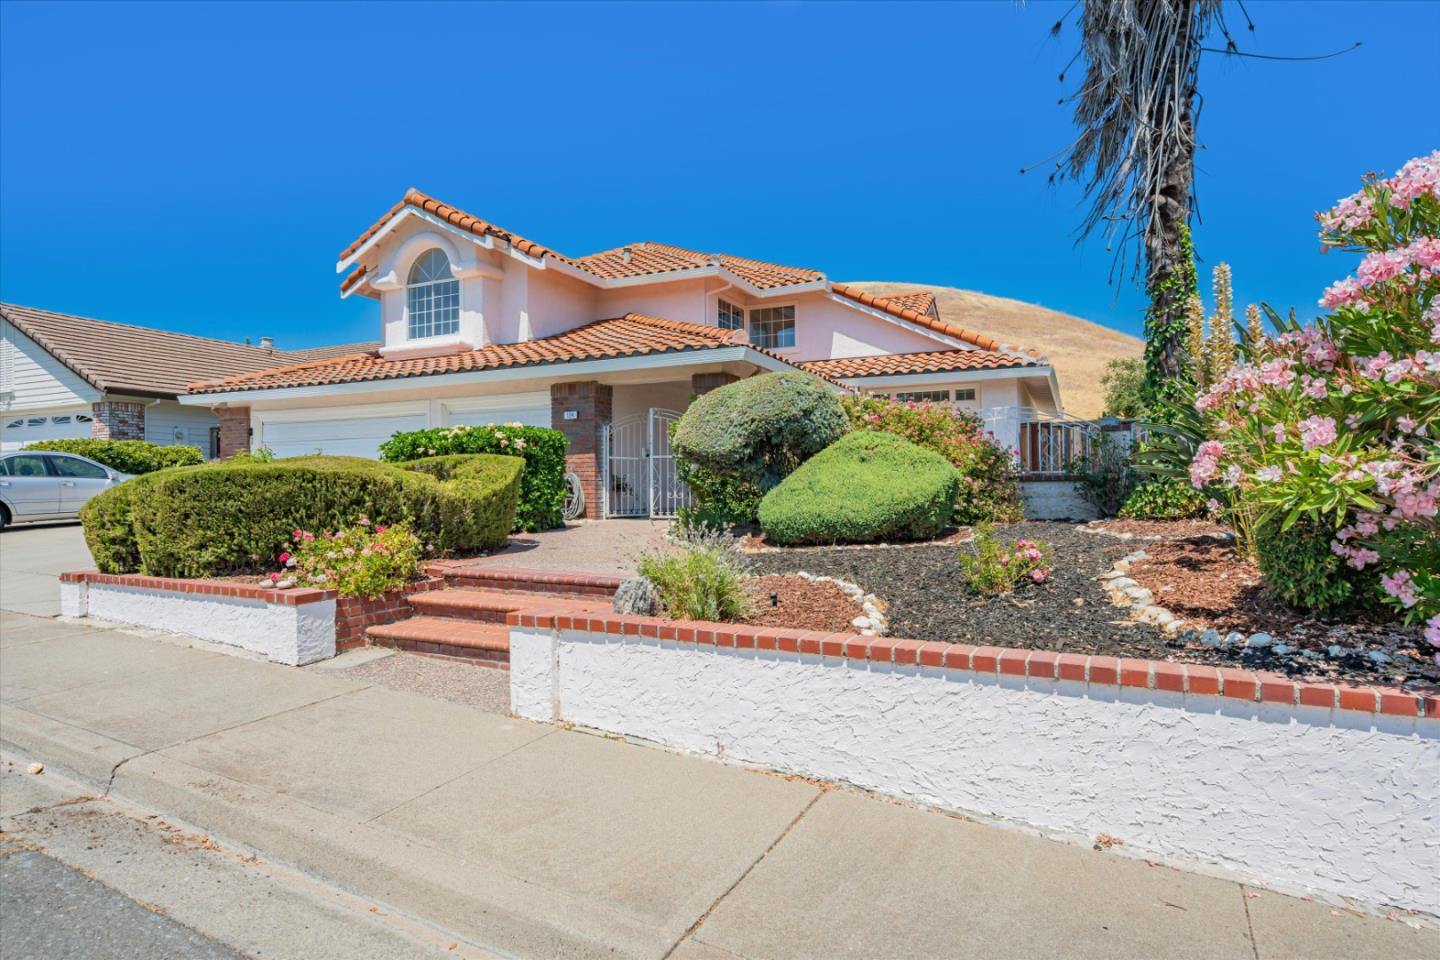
[{"x1": 602, "y1": 408, "x2": 693, "y2": 518}]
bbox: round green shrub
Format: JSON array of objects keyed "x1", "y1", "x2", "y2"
[
  {"x1": 24, "y1": 438, "x2": 203, "y2": 474},
  {"x1": 379, "y1": 424, "x2": 567, "y2": 532},
  {"x1": 758, "y1": 432, "x2": 960, "y2": 546},
  {"x1": 80, "y1": 454, "x2": 522, "y2": 578},
  {"x1": 1254, "y1": 517, "x2": 1378, "y2": 616},
  {"x1": 672, "y1": 372, "x2": 848, "y2": 523}
]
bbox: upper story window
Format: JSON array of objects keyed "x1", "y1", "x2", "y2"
[
  {"x1": 717, "y1": 299, "x2": 744, "y2": 331},
  {"x1": 406, "y1": 249, "x2": 460, "y2": 340},
  {"x1": 749, "y1": 305, "x2": 795, "y2": 350}
]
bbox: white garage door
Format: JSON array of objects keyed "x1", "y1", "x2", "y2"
[
  {"x1": 0, "y1": 408, "x2": 93, "y2": 451},
  {"x1": 443, "y1": 391, "x2": 550, "y2": 429},
  {"x1": 260, "y1": 412, "x2": 428, "y2": 459}
]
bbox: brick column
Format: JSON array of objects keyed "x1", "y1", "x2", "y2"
[
  {"x1": 90, "y1": 401, "x2": 146, "y2": 440},
  {"x1": 215, "y1": 407, "x2": 252, "y2": 458},
  {"x1": 551, "y1": 381, "x2": 611, "y2": 519},
  {"x1": 691, "y1": 372, "x2": 738, "y2": 396}
]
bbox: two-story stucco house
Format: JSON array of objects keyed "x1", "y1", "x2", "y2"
[{"x1": 175, "y1": 189, "x2": 1061, "y2": 517}]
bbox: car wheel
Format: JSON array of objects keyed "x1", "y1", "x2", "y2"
[{"x1": 0, "y1": 504, "x2": 10, "y2": 531}]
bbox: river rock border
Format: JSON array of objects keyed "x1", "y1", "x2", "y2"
[{"x1": 794, "y1": 570, "x2": 888, "y2": 636}]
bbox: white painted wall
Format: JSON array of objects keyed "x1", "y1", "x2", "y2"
[
  {"x1": 65, "y1": 580, "x2": 336, "y2": 665},
  {"x1": 253, "y1": 402, "x2": 428, "y2": 459},
  {"x1": 0, "y1": 320, "x2": 101, "y2": 412},
  {"x1": 514, "y1": 629, "x2": 1440, "y2": 914},
  {"x1": 611, "y1": 381, "x2": 694, "y2": 424},
  {"x1": 1022, "y1": 480, "x2": 1099, "y2": 520},
  {"x1": 144, "y1": 400, "x2": 218, "y2": 451}
]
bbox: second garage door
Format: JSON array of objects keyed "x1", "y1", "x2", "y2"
[
  {"x1": 443, "y1": 392, "x2": 550, "y2": 429},
  {"x1": 259, "y1": 411, "x2": 428, "y2": 459}
]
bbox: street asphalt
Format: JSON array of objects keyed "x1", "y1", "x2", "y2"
[{"x1": 1, "y1": 523, "x2": 1436, "y2": 957}]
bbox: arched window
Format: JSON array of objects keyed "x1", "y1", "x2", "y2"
[{"x1": 406, "y1": 249, "x2": 460, "y2": 339}]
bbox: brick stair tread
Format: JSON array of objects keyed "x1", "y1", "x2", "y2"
[
  {"x1": 409, "y1": 589, "x2": 607, "y2": 617},
  {"x1": 367, "y1": 617, "x2": 510, "y2": 651}
]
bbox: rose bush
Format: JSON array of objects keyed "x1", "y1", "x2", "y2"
[
  {"x1": 957, "y1": 524, "x2": 1051, "y2": 597},
  {"x1": 1187, "y1": 151, "x2": 1439, "y2": 653},
  {"x1": 277, "y1": 520, "x2": 422, "y2": 599}
]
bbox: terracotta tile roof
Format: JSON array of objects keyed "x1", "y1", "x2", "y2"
[
  {"x1": 829, "y1": 284, "x2": 1044, "y2": 360},
  {"x1": 868, "y1": 290, "x2": 936, "y2": 317},
  {"x1": 187, "y1": 313, "x2": 815, "y2": 395},
  {"x1": 801, "y1": 350, "x2": 1041, "y2": 379},
  {"x1": 576, "y1": 243, "x2": 823, "y2": 290},
  {"x1": 0, "y1": 302, "x2": 373, "y2": 399},
  {"x1": 338, "y1": 188, "x2": 566, "y2": 264}
]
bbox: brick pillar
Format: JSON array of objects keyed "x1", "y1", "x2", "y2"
[
  {"x1": 90, "y1": 401, "x2": 146, "y2": 440},
  {"x1": 691, "y1": 372, "x2": 739, "y2": 396},
  {"x1": 551, "y1": 381, "x2": 611, "y2": 519},
  {"x1": 215, "y1": 406, "x2": 252, "y2": 458}
]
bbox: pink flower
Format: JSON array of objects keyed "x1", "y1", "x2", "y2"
[
  {"x1": 358, "y1": 518, "x2": 370, "y2": 527},
  {"x1": 1298, "y1": 415, "x2": 1337, "y2": 450},
  {"x1": 1255, "y1": 466, "x2": 1282, "y2": 483},
  {"x1": 1380, "y1": 571, "x2": 1418, "y2": 609},
  {"x1": 1425, "y1": 614, "x2": 1440, "y2": 648},
  {"x1": 1030, "y1": 568, "x2": 1048, "y2": 584},
  {"x1": 278, "y1": 551, "x2": 290, "y2": 564}
]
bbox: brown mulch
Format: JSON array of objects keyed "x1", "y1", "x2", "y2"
[
  {"x1": 1128, "y1": 541, "x2": 1302, "y2": 635},
  {"x1": 1088, "y1": 519, "x2": 1229, "y2": 539},
  {"x1": 744, "y1": 575, "x2": 865, "y2": 633}
]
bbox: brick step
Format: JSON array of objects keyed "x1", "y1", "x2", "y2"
[
  {"x1": 408, "y1": 588, "x2": 607, "y2": 623},
  {"x1": 430, "y1": 564, "x2": 622, "y2": 599},
  {"x1": 366, "y1": 617, "x2": 511, "y2": 668}
]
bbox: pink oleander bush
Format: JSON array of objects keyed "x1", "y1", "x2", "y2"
[
  {"x1": 1187, "y1": 151, "x2": 1439, "y2": 654},
  {"x1": 958, "y1": 523, "x2": 1052, "y2": 597},
  {"x1": 272, "y1": 520, "x2": 423, "y2": 599},
  {"x1": 843, "y1": 395, "x2": 1023, "y2": 525}
]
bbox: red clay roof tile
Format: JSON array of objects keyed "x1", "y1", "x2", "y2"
[
  {"x1": 801, "y1": 350, "x2": 1039, "y2": 379},
  {"x1": 187, "y1": 313, "x2": 812, "y2": 395}
]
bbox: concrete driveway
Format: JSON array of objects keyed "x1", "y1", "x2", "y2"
[{"x1": 0, "y1": 522, "x2": 93, "y2": 617}]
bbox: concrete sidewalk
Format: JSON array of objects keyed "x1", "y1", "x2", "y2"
[{"x1": 2, "y1": 610, "x2": 1434, "y2": 959}]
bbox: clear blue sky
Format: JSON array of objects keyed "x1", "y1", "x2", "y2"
[{"x1": 2, "y1": 0, "x2": 1436, "y2": 350}]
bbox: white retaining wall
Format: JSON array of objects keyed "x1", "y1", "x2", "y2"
[
  {"x1": 61, "y1": 581, "x2": 336, "y2": 666},
  {"x1": 1021, "y1": 479, "x2": 1099, "y2": 520},
  {"x1": 512, "y1": 627, "x2": 1440, "y2": 914}
]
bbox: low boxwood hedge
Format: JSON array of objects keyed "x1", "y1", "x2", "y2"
[
  {"x1": 80, "y1": 454, "x2": 522, "y2": 577},
  {"x1": 758, "y1": 432, "x2": 960, "y2": 546},
  {"x1": 379, "y1": 424, "x2": 567, "y2": 531},
  {"x1": 24, "y1": 438, "x2": 203, "y2": 474}
]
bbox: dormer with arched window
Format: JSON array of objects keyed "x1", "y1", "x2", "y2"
[{"x1": 406, "y1": 249, "x2": 460, "y2": 340}]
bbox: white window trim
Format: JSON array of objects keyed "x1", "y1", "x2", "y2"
[
  {"x1": 748, "y1": 303, "x2": 797, "y2": 351},
  {"x1": 406, "y1": 249, "x2": 462, "y2": 342},
  {"x1": 717, "y1": 298, "x2": 745, "y2": 333}
]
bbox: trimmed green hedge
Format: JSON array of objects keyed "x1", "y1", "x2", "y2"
[
  {"x1": 379, "y1": 424, "x2": 567, "y2": 531},
  {"x1": 24, "y1": 438, "x2": 203, "y2": 474},
  {"x1": 81, "y1": 454, "x2": 522, "y2": 577},
  {"x1": 758, "y1": 432, "x2": 960, "y2": 546},
  {"x1": 1254, "y1": 517, "x2": 1378, "y2": 616},
  {"x1": 672, "y1": 372, "x2": 848, "y2": 522}
]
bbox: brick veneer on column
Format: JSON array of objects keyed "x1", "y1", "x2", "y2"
[
  {"x1": 691, "y1": 372, "x2": 738, "y2": 395},
  {"x1": 551, "y1": 381, "x2": 611, "y2": 519},
  {"x1": 89, "y1": 401, "x2": 146, "y2": 440},
  {"x1": 215, "y1": 407, "x2": 252, "y2": 458}
]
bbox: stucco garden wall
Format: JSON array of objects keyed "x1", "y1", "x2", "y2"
[{"x1": 510, "y1": 622, "x2": 1438, "y2": 914}]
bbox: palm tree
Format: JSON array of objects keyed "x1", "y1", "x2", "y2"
[{"x1": 1050, "y1": 0, "x2": 1223, "y2": 389}]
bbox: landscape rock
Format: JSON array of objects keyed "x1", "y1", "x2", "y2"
[
  {"x1": 1244, "y1": 633, "x2": 1273, "y2": 650},
  {"x1": 1199, "y1": 629, "x2": 1223, "y2": 647},
  {"x1": 612, "y1": 576, "x2": 661, "y2": 616}
]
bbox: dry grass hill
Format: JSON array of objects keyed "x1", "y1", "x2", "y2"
[{"x1": 848, "y1": 281, "x2": 1142, "y2": 420}]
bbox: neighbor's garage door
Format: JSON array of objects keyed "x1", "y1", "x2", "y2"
[
  {"x1": 443, "y1": 391, "x2": 550, "y2": 429},
  {"x1": 260, "y1": 412, "x2": 428, "y2": 459},
  {"x1": 0, "y1": 408, "x2": 93, "y2": 451}
]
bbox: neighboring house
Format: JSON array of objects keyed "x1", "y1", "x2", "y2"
[
  {"x1": 0, "y1": 303, "x2": 376, "y2": 453},
  {"x1": 179, "y1": 189, "x2": 1061, "y2": 517}
]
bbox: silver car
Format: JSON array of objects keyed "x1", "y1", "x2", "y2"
[{"x1": 0, "y1": 451, "x2": 133, "y2": 528}]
